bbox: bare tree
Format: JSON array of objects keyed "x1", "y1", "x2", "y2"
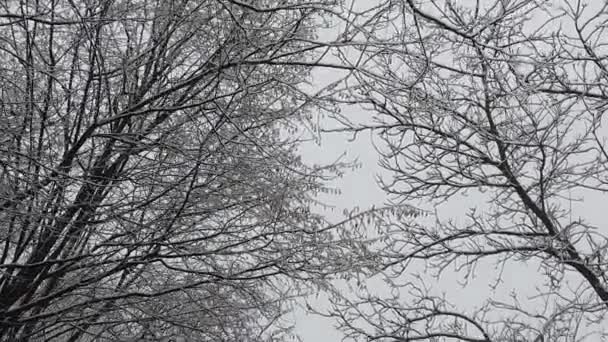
[
  {"x1": 0, "y1": 0, "x2": 353, "y2": 340},
  {"x1": 325, "y1": 0, "x2": 608, "y2": 340}
]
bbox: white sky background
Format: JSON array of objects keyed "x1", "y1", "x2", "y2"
[
  {"x1": 292, "y1": 2, "x2": 388, "y2": 339},
  {"x1": 291, "y1": 0, "x2": 608, "y2": 341}
]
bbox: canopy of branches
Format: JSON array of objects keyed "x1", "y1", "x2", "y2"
[{"x1": 2, "y1": 0, "x2": 608, "y2": 341}]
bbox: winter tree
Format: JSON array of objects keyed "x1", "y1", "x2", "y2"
[
  {"x1": 0, "y1": 0, "x2": 354, "y2": 341},
  {"x1": 325, "y1": 0, "x2": 608, "y2": 341}
]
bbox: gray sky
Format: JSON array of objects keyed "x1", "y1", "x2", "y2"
[{"x1": 295, "y1": 103, "x2": 386, "y2": 341}]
